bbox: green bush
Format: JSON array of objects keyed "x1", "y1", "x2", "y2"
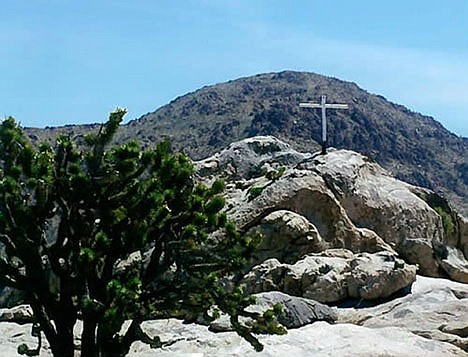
[
  {"x1": 434, "y1": 206, "x2": 455, "y2": 237},
  {"x1": 0, "y1": 110, "x2": 285, "y2": 357}
]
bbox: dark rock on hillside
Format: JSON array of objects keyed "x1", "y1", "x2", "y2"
[{"x1": 23, "y1": 71, "x2": 468, "y2": 215}]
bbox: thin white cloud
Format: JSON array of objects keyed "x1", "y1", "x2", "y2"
[{"x1": 229, "y1": 20, "x2": 468, "y2": 135}]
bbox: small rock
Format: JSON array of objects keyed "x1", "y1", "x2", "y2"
[
  {"x1": 0, "y1": 305, "x2": 33, "y2": 324},
  {"x1": 252, "y1": 291, "x2": 338, "y2": 328}
]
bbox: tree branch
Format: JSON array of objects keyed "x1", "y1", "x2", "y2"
[
  {"x1": 0, "y1": 258, "x2": 29, "y2": 290},
  {"x1": 230, "y1": 315, "x2": 263, "y2": 352},
  {"x1": 0, "y1": 233, "x2": 17, "y2": 252},
  {"x1": 3, "y1": 199, "x2": 18, "y2": 230},
  {"x1": 28, "y1": 299, "x2": 58, "y2": 350},
  {"x1": 121, "y1": 319, "x2": 182, "y2": 355}
]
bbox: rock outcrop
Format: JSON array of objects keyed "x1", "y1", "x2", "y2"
[
  {"x1": 1, "y1": 276, "x2": 466, "y2": 356},
  {"x1": 126, "y1": 319, "x2": 467, "y2": 356},
  {"x1": 196, "y1": 136, "x2": 468, "y2": 283},
  {"x1": 1, "y1": 315, "x2": 465, "y2": 356},
  {"x1": 242, "y1": 250, "x2": 417, "y2": 303},
  {"x1": 339, "y1": 275, "x2": 468, "y2": 352}
]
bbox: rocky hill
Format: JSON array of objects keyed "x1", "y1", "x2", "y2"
[{"x1": 24, "y1": 71, "x2": 468, "y2": 215}]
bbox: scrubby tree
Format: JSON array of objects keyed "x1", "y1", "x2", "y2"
[{"x1": 0, "y1": 109, "x2": 285, "y2": 357}]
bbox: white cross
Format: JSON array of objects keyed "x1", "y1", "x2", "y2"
[{"x1": 300, "y1": 95, "x2": 349, "y2": 154}]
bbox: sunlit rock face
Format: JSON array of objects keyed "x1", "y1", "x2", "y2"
[{"x1": 196, "y1": 136, "x2": 468, "y2": 282}]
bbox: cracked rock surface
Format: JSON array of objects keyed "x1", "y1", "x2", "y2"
[{"x1": 338, "y1": 275, "x2": 468, "y2": 352}]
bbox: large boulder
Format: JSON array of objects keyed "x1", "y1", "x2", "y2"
[
  {"x1": 246, "y1": 210, "x2": 326, "y2": 264},
  {"x1": 126, "y1": 319, "x2": 466, "y2": 356},
  {"x1": 195, "y1": 136, "x2": 468, "y2": 282},
  {"x1": 2, "y1": 318, "x2": 465, "y2": 357},
  {"x1": 0, "y1": 319, "x2": 466, "y2": 357},
  {"x1": 311, "y1": 149, "x2": 468, "y2": 279},
  {"x1": 242, "y1": 250, "x2": 417, "y2": 303},
  {"x1": 311, "y1": 151, "x2": 444, "y2": 248},
  {"x1": 246, "y1": 209, "x2": 396, "y2": 267},
  {"x1": 440, "y1": 247, "x2": 468, "y2": 283},
  {"x1": 339, "y1": 275, "x2": 468, "y2": 352},
  {"x1": 195, "y1": 135, "x2": 311, "y2": 181},
  {"x1": 223, "y1": 160, "x2": 394, "y2": 256}
]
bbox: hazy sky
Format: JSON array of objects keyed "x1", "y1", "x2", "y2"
[{"x1": 1, "y1": 0, "x2": 468, "y2": 137}]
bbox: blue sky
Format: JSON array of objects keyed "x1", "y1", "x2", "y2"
[{"x1": 1, "y1": 0, "x2": 467, "y2": 137}]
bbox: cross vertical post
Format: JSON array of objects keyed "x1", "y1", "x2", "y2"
[
  {"x1": 320, "y1": 95, "x2": 327, "y2": 153},
  {"x1": 300, "y1": 95, "x2": 349, "y2": 155}
]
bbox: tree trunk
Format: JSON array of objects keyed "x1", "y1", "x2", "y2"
[
  {"x1": 96, "y1": 323, "x2": 130, "y2": 357},
  {"x1": 49, "y1": 336, "x2": 75, "y2": 357},
  {"x1": 81, "y1": 313, "x2": 98, "y2": 357},
  {"x1": 52, "y1": 318, "x2": 76, "y2": 357},
  {"x1": 28, "y1": 299, "x2": 74, "y2": 357}
]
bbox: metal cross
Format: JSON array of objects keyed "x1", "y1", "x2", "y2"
[{"x1": 300, "y1": 95, "x2": 349, "y2": 155}]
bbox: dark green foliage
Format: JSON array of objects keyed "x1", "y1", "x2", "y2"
[
  {"x1": 0, "y1": 110, "x2": 284, "y2": 357},
  {"x1": 247, "y1": 186, "x2": 265, "y2": 201},
  {"x1": 415, "y1": 190, "x2": 457, "y2": 239},
  {"x1": 318, "y1": 264, "x2": 333, "y2": 275},
  {"x1": 247, "y1": 167, "x2": 285, "y2": 201},
  {"x1": 265, "y1": 167, "x2": 286, "y2": 181},
  {"x1": 434, "y1": 207, "x2": 455, "y2": 237}
]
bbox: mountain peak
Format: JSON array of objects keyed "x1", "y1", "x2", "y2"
[
  {"x1": 25, "y1": 71, "x2": 468, "y2": 215},
  {"x1": 120, "y1": 71, "x2": 467, "y2": 215}
]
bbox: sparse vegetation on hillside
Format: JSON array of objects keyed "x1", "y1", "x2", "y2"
[{"x1": 24, "y1": 71, "x2": 468, "y2": 215}]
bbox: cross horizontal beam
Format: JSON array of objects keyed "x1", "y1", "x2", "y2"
[{"x1": 299, "y1": 103, "x2": 349, "y2": 109}]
